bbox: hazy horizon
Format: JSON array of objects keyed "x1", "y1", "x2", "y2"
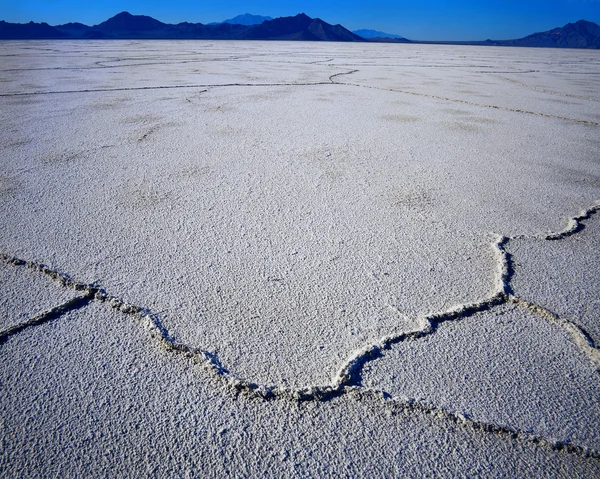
[{"x1": 3, "y1": 0, "x2": 600, "y2": 41}]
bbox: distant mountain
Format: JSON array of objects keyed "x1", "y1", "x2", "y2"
[
  {"x1": 54, "y1": 22, "x2": 89, "y2": 32},
  {"x1": 89, "y1": 12, "x2": 249, "y2": 39},
  {"x1": 95, "y1": 11, "x2": 165, "y2": 33},
  {"x1": 353, "y1": 29, "x2": 405, "y2": 40},
  {"x1": 2, "y1": 14, "x2": 598, "y2": 47},
  {"x1": 56, "y1": 12, "x2": 172, "y2": 39},
  {"x1": 0, "y1": 20, "x2": 66, "y2": 39},
  {"x1": 0, "y1": 12, "x2": 363, "y2": 42},
  {"x1": 220, "y1": 14, "x2": 272, "y2": 26},
  {"x1": 238, "y1": 13, "x2": 364, "y2": 41},
  {"x1": 54, "y1": 22, "x2": 106, "y2": 39},
  {"x1": 491, "y1": 20, "x2": 600, "y2": 49},
  {"x1": 366, "y1": 37, "x2": 411, "y2": 43}
]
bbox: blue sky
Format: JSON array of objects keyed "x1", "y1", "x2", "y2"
[{"x1": 3, "y1": 0, "x2": 600, "y2": 40}]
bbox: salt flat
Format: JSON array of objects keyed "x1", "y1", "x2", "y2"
[{"x1": 1, "y1": 40, "x2": 599, "y2": 477}]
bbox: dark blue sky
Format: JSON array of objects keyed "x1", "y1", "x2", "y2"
[{"x1": 4, "y1": 0, "x2": 600, "y2": 40}]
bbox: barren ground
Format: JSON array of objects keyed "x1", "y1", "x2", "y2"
[{"x1": 1, "y1": 40, "x2": 599, "y2": 477}]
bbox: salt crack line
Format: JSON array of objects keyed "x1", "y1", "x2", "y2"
[
  {"x1": 0, "y1": 68, "x2": 360, "y2": 98},
  {"x1": 329, "y1": 78, "x2": 600, "y2": 127},
  {"x1": 1, "y1": 253, "x2": 96, "y2": 293},
  {"x1": 2, "y1": 55, "x2": 256, "y2": 72},
  {"x1": 308, "y1": 58, "x2": 334, "y2": 65},
  {"x1": 0, "y1": 251, "x2": 343, "y2": 402},
  {"x1": 332, "y1": 294, "x2": 506, "y2": 389},
  {"x1": 328, "y1": 69, "x2": 359, "y2": 83},
  {"x1": 0, "y1": 255, "x2": 593, "y2": 459},
  {"x1": 509, "y1": 296, "x2": 600, "y2": 368},
  {"x1": 1, "y1": 202, "x2": 599, "y2": 459},
  {"x1": 333, "y1": 233, "x2": 512, "y2": 390},
  {"x1": 500, "y1": 201, "x2": 600, "y2": 369},
  {"x1": 0, "y1": 84, "x2": 214, "y2": 97},
  {"x1": 350, "y1": 388, "x2": 600, "y2": 460},
  {"x1": 1, "y1": 253, "x2": 597, "y2": 461},
  {"x1": 333, "y1": 201, "x2": 600, "y2": 458},
  {"x1": 495, "y1": 75, "x2": 600, "y2": 103},
  {"x1": 0, "y1": 237, "x2": 527, "y2": 396},
  {"x1": 492, "y1": 234, "x2": 511, "y2": 295},
  {"x1": 0, "y1": 294, "x2": 92, "y2": 344},
  {"x1": 529, "y1": 201, "x2": 599, "y2": 241},
  {"x1": 0, "y1": 82, "x2": 332, "y2": 98}
]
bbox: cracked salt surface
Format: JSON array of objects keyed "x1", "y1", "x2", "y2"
[
  {"x1": 509, "y1": 208, "x2": 600, "y2": 347},
  {"x1": 1, "y1": 40, "x2": 600, "y2": 476},
  {"x1": 360, "y1": 302, "x2": 600, "y2": 451},
  {"x1": 2, "y1": 302, "x2": 599, "y2": 478},
  {"x1": 2, "y1": 78, "x2": 598, "y2": 385}
]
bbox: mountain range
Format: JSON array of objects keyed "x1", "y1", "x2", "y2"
[
  {"x1": 488, "y1": 20, "x2": 600, "y2": 49},
  {"x1": 0, "y1": 12, "x2": 599, "y2": 48},
  {"x1": 352, "y1": 29, "x2": 406, "y2": 40},
  {"x1": 0, "y1": 12, "x2": 363, "y2": 42}
]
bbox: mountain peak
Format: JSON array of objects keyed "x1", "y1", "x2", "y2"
[
  {"x1": 570, "y1": 19, "x2": 600, "y2": 35},
  {"x1": 96, "y1": 11, "x2": 166, "y2": 31},
  {"x1": 495, "y1": 19, "x2": 600, "y2": 49},
  {"x1": 239, "y1": 13, "x2": 364, "y2": 42}
]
